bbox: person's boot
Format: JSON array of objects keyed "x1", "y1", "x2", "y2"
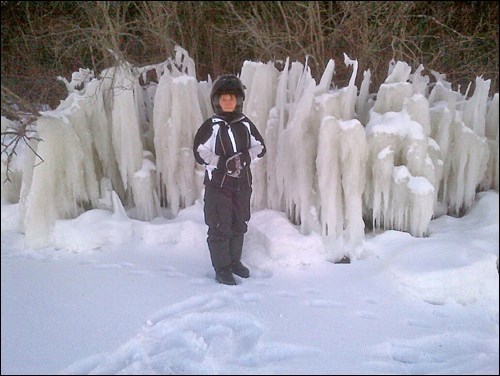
[
  {"x1": 229, "y1": 235, "x2": 244, "y2": 262},
  {"x1": 230, "y1": 261, "x2": 250, "y2": 278},
  {"x1": 215, "y1": 266, "x2": 237, "y2": 285}
]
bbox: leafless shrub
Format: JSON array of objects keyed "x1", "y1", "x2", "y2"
[
  {"x1": 1, "y1": 1, "x2": 498, "y2": 109},
  {"x1": 1, "y1": 85, "x2": 43, "y2": 183}
]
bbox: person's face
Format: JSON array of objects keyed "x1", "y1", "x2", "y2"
[{"x1": 219, "y1": 94, "x2": 237, "y2": 112}]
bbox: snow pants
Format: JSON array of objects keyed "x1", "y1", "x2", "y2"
[{"x1": 203, "y1": 184, "x2": 251, "y2": 270}]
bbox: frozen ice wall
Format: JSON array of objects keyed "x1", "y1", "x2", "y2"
[
  {"x1": 7, "y1": 55, "x2": 184, "y2": 247},
  {"x1": 5, "y1": 46, "x2": 498, "y2": 251}
]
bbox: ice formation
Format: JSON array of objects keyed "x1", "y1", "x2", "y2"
[{"x1": 3, "y1": 47, "x2": 498, "y2": 256}]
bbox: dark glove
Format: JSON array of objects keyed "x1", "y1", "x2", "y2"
[
  {"x1": 226, "y1": 153, "x2": 242, "y2": 177},
  {"x1": 216, "y1": 156, "x2": 227, "y2": 171},
  {"x1": 239, "y1": 149, "x2": 251, "y2": 167}
]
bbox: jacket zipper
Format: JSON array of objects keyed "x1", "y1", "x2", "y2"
[{"x1": 219, "y1": 123, "x2": 228, "y2": 188}]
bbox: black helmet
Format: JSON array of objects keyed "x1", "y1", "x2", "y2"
[{"x1": 210, "y1": 74, "x2": 246, "y2": 115}]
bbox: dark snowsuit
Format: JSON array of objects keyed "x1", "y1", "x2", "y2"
[{"x1": 193, "y1": 112, "x2": 266, "y2": 270}]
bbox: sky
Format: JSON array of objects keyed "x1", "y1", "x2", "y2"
[{"x1": 1, "y1": 189, "x2": 498, "y2": 375}]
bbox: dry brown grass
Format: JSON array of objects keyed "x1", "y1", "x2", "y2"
[{"x1": 1, "y1": 1, "x2": 498, "y2": 109}]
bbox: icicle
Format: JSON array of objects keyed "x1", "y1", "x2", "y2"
[
  {"x1": 447, "y1": 121, "x2": 489, "y2": 215},
  {"x1": 480, "y1": 94, "x2": 499, "y2": 191},
  {"x1": 410, "y1": 64, "x2": 429, "y2": 97},
  {"x1": 356, "y1": 69, "x2": 372, "y2": 125},
  {"x1": 340, "y1": 118, "x2": 368, "y2": 256},
  {"x1": 240, "y1": 61, "x2": 279, "y2": 211},
  {"x1": 462, "y1": 77, "x2": 490, "y2": 137},
  {"x1": 315, "y1": 59, "x2": 335, "y2": 95},
  {"x1": 130, "y1": 155, "x2": 161, "y2": 221}
]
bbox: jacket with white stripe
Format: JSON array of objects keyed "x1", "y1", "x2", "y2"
[{"x1": 193, "y1": 113, "x2": 266, "y2": 190}]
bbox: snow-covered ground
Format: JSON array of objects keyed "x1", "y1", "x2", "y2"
[{"x1": 1, "y1": 191, "x2": 498, "y2": 375}]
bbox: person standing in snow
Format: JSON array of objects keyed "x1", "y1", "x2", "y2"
[{"x1": 193, "y1": 74, "x2": 266, "y2": 285}]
